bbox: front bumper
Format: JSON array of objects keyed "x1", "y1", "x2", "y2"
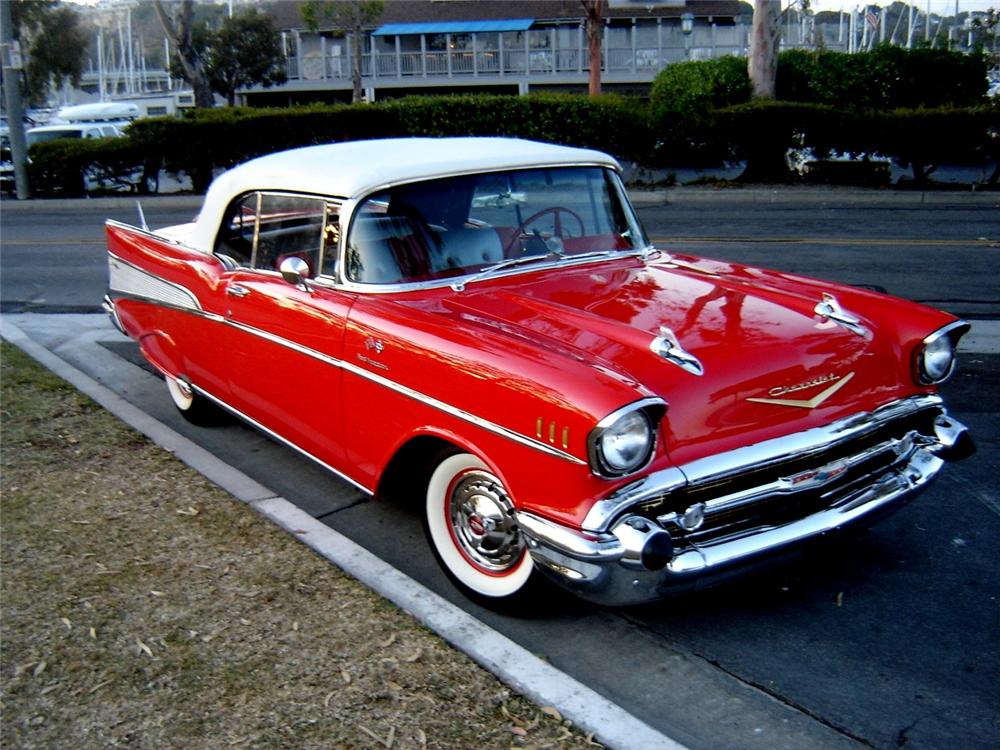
[{"x1": 517, "y1": 395, "x2": 973, "y2": 606}]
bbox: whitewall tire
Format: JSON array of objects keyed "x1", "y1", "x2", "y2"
[{"x1": 424, "y1": 453, "x2": 534, "y2": 601}]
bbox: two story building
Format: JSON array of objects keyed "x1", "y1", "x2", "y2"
[{"x1": 245, "y1": 0, "x2": 745, "y2": 105}]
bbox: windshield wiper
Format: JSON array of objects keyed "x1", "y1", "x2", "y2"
[
  {"x1": 449, "y1": 246, "x2": 661, "y2": 292},
  {"x1": 450, "y1": 251, "x2": 564, "y2": 291}
]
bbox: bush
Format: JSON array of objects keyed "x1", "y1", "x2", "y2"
[
  {"x1": 126, "y1": 95, "x2": 653, "y2": 186},
  {"x1": 25, "y1": 95, "x2": 998, "y2": 194},
  {"x1": 27, "y1": 137, "x2": 150, "y2": 197},
  {"x1": 867, "y1": 106, "x2": 998, "y2": 184},
  {"x1": 649, "y1": 56, "x2": 750, "y2": 117},
  {"x1": 777, "y1": 46, "x2": 989, "y2": 109},
  {"x1": 714, "y1": 101, "x2": 998, "y2": 184}
]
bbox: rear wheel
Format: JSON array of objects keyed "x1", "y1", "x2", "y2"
[
  {"x1": 165, "y1": 375, "x2": 220, "y2": 425},
  {"x1": 424, "y1": 453, "x2": 535, "y2": 604}
]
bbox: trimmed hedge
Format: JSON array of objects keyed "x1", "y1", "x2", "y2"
[
  {"x1": 714, "y1": 101, "x2": 999, "y2": 184},
  {"x1": 123, "y1": 95, "x2": 653, "y2": 191},
  {"x1": 27, "y1": 137, "x2": 154, "y2": 197},
  {"x1": 651, "y1": 46, "x2": 990, "y2": 117},
  {"x1": 23, "y1": 94, "x2": 1000, "y2": 193},
  {"x1": 777, "y1": 46, "x2": 989, "y2": 110}
]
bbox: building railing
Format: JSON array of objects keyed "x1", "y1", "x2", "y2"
[{"x1": 283, "y1": 20, "x2": 920, "y2": 86}]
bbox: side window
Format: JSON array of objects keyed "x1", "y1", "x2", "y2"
[
  {"x1": 254, "y1": 194, "x2": 328, "y2": 276},
  {"x1": 215, "y1": 193, "x2": 258, "y2": 267}
]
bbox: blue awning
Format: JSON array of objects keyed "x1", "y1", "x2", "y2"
[{"x1": 372, "y1": 19, "x2": 534, "y2": 37}]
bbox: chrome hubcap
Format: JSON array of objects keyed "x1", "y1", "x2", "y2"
[{"x1": 448, "y1": 471, "x2": 523, "y2": 573}]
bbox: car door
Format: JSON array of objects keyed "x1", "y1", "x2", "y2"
[{"x1": 216, "y1": 192, "x2": 357, "y2": 475}]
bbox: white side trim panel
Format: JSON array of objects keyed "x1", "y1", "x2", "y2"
[{"x1": 108, "y1": 255, "x2": 202, "y2": 312}]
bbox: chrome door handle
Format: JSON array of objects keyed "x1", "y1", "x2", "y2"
[{"x1": 226, "y1": 284, "x2": 251, "y2": 298}]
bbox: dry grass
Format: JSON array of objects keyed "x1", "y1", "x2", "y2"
[{"x1": 0, "y1": 342, "x2": 600, "y2": 750}]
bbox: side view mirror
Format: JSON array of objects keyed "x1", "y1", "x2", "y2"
[{"x1": 279, "y1": 256, "x2": 312, "y2": 290}]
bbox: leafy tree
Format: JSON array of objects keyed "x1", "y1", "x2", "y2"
[
  {"x1": 154, "y1": 0, "x2": 215, "y2": 108},
  {"x1": 301, "y1": 1, "x2": 384, "y2": 103},
  {"x1": 9, "y1": 0, "x2": 88, "y2": 106},
  {"x1": 206, "y1": 9, "x2": 287, "y2": 106}
]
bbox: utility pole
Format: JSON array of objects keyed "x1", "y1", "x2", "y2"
[{"x1": 1, "y1": 0, "x2": 31, "y2": 199}]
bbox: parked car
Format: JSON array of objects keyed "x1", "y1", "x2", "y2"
[
  {"x1": 103, "y1": 138, "x2": 974, "y2": 607},
  {"x1": 27, "y1": 122, "x2": 157, "y2": 194},
  {"x1": 0, "y1": 126, "x2": 12, "y2": 194}
]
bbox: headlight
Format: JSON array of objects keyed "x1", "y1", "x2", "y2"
[
  {"x1": 916, "y1": 321, "x2": 969, "y2": 385},
  {"x1": 588, "y1": 400, "x2": 664, "y2": 477}
]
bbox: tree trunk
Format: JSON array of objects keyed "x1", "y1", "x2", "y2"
[
  {"x1": 748, "y1": 0, "x2": 780, "y2": 100},
  {"x1": 351, "y1": 2, "x2": 364, "y2": 103},
  {"x1": 154, "y1": 0, "x2": 214, "y2": 108},
  {"x1": 739, "y1": 0, "x2": 791, "y2": 182},
  {"x1": 582, "y1": 0, "x2": 603, "y2": 97}
]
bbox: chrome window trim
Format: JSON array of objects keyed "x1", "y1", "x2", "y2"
[
  {"x1": 337, "y1": 164, "x2": 645, "y2": 294},
  {"x1": 333, "y1": 250, "x2": 649, "y2": 295}
]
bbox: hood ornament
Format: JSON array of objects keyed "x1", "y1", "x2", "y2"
[
  {"x1": 815, "y1": 293, "x2": 868, "y2": 337},
  {"x1": 651, "y1": 326, "x2": 704, "y2": 376}
]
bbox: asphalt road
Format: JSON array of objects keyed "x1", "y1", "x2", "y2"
[{"x1": 2, "y1": 194, "x2": 998, "y2": 750}]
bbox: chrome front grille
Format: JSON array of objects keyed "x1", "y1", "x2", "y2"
[{"x1": 645, "y1": 406, "x2": 944, "y2": 548}]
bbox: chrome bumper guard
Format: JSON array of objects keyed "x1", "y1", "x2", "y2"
[
  {"x1": 102, "y1": 293, "x2": 126, "y2": 335},
  {"x1": 517, "y1": 396, "x2": 973, "y2": 606}
]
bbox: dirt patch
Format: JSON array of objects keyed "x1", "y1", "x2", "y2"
[{"x1": 1, "y1": 342, "x2": 601, "y2": 749}]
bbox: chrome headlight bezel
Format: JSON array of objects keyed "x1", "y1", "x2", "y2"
[
  {"x1": 915, "y1": 321, "x2": 970, "y2": 385},
  {"x1": 588, "y1": 398, "x2": 666, "y2": 478}
]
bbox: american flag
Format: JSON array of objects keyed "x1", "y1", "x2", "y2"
[{"x1": 865, "y1": 7, "x2": 880, "y2": 31}]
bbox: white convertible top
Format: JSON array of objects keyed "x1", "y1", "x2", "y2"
[{"x1": 184, "y1": 137, "x2": 619, "y2": 253}]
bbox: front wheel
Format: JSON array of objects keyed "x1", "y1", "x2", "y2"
[{"x1": 424, "y1": 453, "x2": 536, "y2": 605}]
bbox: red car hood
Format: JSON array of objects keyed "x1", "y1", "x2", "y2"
[{"x1": 445, "y1": 255, "x2": 920, "y2": 466}]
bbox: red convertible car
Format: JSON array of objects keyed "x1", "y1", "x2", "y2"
[{"x1": 105, "y1": 138, "x2": 973, "y2": 606}]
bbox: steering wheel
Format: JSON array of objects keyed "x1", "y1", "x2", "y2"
[{"x1": 504, "y1": 207, "x2": 586, "y2": 258}]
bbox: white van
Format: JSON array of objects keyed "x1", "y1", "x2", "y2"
[
  {"x1": 25, "y1": 122, "x2": 157, "y2": 194},
  {"x1": 27, "y1": 122, "x2": 125, "y2": 144}
]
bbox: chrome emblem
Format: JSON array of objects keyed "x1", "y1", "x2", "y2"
[
  {"x1": 782, "y1": 459, "x2": 849, "y2": 489},
  {"x1": 747, "y1": 372, "x2": 855, "y2": 409},
  {"x1": 364, "y1": 336, "x2": 385, "y2": 354}
]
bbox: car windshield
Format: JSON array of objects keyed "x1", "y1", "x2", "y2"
[{"x1": 345, "y1": 166, "x2": 648, "y2": 285}]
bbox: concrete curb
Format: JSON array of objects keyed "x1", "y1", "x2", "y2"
[{"x1": 0, "y1": 314, "x2": 689, "y2": 750}]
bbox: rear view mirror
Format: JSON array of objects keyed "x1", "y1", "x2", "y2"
[{"x1": 279, "y1": 256, "x2": 312, "y2": 290}]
